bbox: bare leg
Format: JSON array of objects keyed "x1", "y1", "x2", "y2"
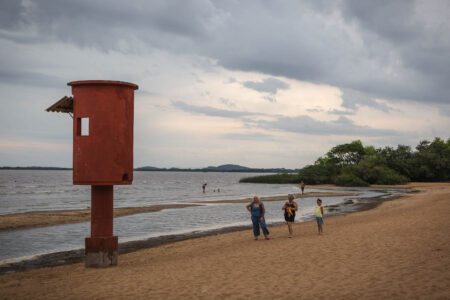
[
  {"x1": 287, "y1": 222, "x2": 293, "y2": 237},
  {"x1": 317, "y1": 222, "x2": 323, "y2": 235}
]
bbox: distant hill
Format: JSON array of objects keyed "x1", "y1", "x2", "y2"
[
  {"x1": 135, "y1": 164, "x2": 298, "y2": 173},
  {"x1": 203, "y1": 164, "x2": 252, "y2": 172},
  {"x1": 0, "y1": 166, "x2": 71, "y2": 170},
  {"x1": 1, "y1": 164, "x2": 298, "y2": 173}
]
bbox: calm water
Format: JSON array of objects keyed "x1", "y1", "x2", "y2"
[
  {"x1": 0, "y1": 170, "x2": 397, "y2": 262},
  {"x1": 0, "y1": 170, "x2": 304, "y2": 214}
]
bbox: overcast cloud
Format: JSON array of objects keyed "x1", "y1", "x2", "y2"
[
  {"x1": 173, "y1": 101, "x2": 260, "y2": 119},
  {"x1": 0, "y1": 0, "x2": 449, "y2": 168},
  {"x1": 257, "y1": 115, "x2": 398, "y2": 137},
  {"x1": 243, "y1": 77, "x2": 290, "y2": 94},
  {"x1": 2, "y1": 0, "x2": 450, "y2": 104}
]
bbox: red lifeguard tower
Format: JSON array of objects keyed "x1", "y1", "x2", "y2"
[{"x1": 47, "y1": 80, "x2": 138, "y2": 267}]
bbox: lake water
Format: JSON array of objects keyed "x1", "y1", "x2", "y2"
[
  {"x1": 0, "y1": 170, "x2": 304, "y2": 214},
  {"x1": 0, "y1": 170, "x2": 401, "y2": 263}
]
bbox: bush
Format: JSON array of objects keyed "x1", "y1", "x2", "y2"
[
  {"x1": 335, "y1": 172, "x2": 369, "y2": 187},
  {"x1": 239, "y1": 173, "x2": 299, "y2": 184},
  {"x1": 372, "y1": 167, "x2": 409, "y2": 185},
  {"x1": 298, "y1": 164, "x2": 335, "y2": 184},
  {"x1": 355, "y1": 158, "x2": 409, "y2": 185}
]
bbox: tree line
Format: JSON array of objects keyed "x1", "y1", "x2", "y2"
[{"x1": 240, "y1": 137, "x2": 450, "y2": 186}]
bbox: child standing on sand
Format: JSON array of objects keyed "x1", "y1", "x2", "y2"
[{"x1": 315, "y1": 198, "x2": 324, "y2": 235}]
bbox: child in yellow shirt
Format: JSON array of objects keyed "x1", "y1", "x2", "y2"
[{"x1": 315, "y1": 198, "x2": 324, "y2": 235}]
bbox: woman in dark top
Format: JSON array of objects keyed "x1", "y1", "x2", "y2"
[
  {"x1": 246, "y1": 196, "x2": 270, "y2": 240},
  {"x1": 282, "y1": 194, "x2": 298, "y2": 238}
]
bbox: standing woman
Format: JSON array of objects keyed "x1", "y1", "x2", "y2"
[
  {"x1": 282, "y1": 194, "x2": 298, "y2": 238},
  {"x1": 246, "y1": 196, "x2": 270, "y2": 240}
]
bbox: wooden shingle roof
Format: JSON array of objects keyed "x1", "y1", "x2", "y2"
[{"x1": 46, "y1": 96, "x2": 73, "y2": 113}]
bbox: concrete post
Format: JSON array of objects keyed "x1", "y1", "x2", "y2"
[{"x1": 85, "y1": 185, "x2": 118, "y2": 267}]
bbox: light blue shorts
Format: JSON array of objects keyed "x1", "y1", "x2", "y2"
[{"x1": 316, "y1": 217, "x2": 324, "y2": 225}]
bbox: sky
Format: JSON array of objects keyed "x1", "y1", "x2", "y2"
[{"x1": 0, "y1": 0, "x2": 449, "y2": 169}]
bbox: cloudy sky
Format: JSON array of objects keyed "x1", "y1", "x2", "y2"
[{"x1": 1, "y1": 0, "x2": 449, "y2": 168}]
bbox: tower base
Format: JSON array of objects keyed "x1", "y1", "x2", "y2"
[{"x1": 85, "y1": 236, "x2": 118, "y2": 267}]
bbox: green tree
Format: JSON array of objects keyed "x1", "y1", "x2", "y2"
[
  {"x1": 377, "y1": 145, "x2": 413, "y2": 179},
  {"x1": 355, "y1": 156, "x2": 408, "y2": 184},
  {"x1": 241, "y1": 137, "x2": 449, "y2": 185},
  {"x1": 412, "y1": 138, "x2": 450, "y2": 181},
  {"x1": 364, "y1": 145, "x2": 377, "y2": 157},
  {"x1": 326, "y1": 140, "x2": 365, "y2": 166}
]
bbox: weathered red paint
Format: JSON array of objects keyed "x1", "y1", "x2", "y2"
[
  {"x1": 85, "y1": 236, "x2": 118, "y2": 253},
  {"x1": 66, "y1": 80, "x2": 138, "y2": 267},
  {"x1": 69, "y1": 80, "x2": 138, "y2": 185},
  {"x1": 90, "y1": 185, "x2": 114, "y2": 237}
]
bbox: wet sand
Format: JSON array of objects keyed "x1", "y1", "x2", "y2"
[
  {"x1": 0, "y1": 191, "x2": 354, "y2": 231},
  {"x1": 194, "y1": 191, "x2": 358, "y2": 204},
  {"x1": 0, "y1": 182, "x2": 448, "y2": 299},
  {"x1": 0, "y1": 204, "x2": 201, "y2": 231}
]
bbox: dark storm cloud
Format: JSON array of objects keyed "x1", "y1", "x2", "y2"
[
  {"x1": 0, "y1": 68, "x2": 64, "y2": 87},
  {"x1": 173, "y1": 101, "x2": 396, "y2": 137},
  {"x1": 1, "y1": 0, "x2": 450, "y2": 105},
  {"x1": 212, "y1": 0, "x2": 450, "y2": 105},
  {"x1": 307, "y1": 107, "x2": 355, "y2": 116},
  {"x1": 258, "y1": 115, "x2": 397, "y2": 137},
  {"x1": 0, "y1": 0, "x2": 24, "y2": 29},
  {"x1": 338, "y1": 0, "x2": 450, "y2": 103},
  {"x1": 222, "y1": 132, "x2": 277, "y2": 141},
  {"x1": 341, "y1": 89, "x2": 395, "y2": 113},
  {"x1": 0, "y1": 0, "x2": 223, "y2": 52},
  {"x1": 341, "y1": 0, "x2": 419, "y2": 43},
  {"x1": 172, "y1": 101, "x2": 259, "y2": 119},
  {"x1": 328, "y1": 109, "x2": 354, "y2": 116},
  {"x1": 243, "y1": 77, "x2": 290, "y2": 94}
]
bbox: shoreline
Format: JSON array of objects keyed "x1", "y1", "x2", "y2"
[
  {"x1": 0, "y1": 191, "x2": 359, "y2": 232},
  {"x1": 192, "y1": 191, "x2": 359, "y2": 204},
  {"x1": 0, "y1": 189, "x2": 405, "y2": 274}
]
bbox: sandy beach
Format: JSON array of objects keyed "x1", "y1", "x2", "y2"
[
  {"x1": 0, "y1": 191, "x2": 354, "y2": 231},
  {"x1": 0, "y1": 183, "x2": 449, "y2": 299}
]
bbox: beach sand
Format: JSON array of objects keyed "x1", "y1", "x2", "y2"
[
  {"x1": 0, "y1": 191, "x2": 355, "y2": 231},
  {"x1": 0, "y1": 183, "x2": 449, "y2": 299}
]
